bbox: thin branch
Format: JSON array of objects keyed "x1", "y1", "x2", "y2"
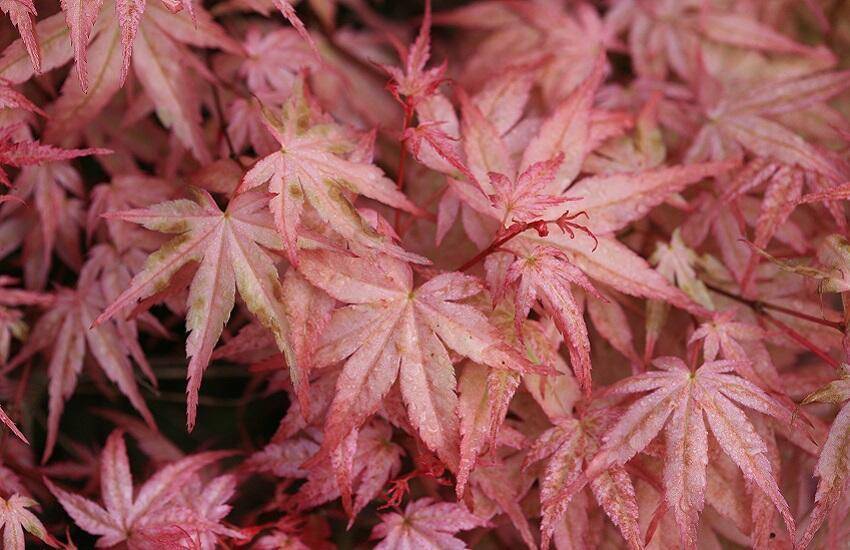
[
  {"x1": 760, "y1": 314, "x2": 841, "y2": 369},
  {"x1": 705, "y1": 283, "x2": 844, "y2": 331},
  {"x1": 394, "y1": 101, "x2": 414, "y2": 232},
  {"x1": 458, "y1": 211, "x2": 597, "y2": 272},
  {"x1": 211, "y1": 86, "x2": 247, "y2": 170}
]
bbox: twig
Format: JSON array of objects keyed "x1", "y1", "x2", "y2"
[
  {"x1": 458, "y1": 211, "x2": 597, "y2": 272},
  {"x1": 211, "y1": 86, "x2": 247, "y2": 169},
  {"x1": 705, "y1": 283, "x2": 844, "y2": 331},
  {"x1": 760, "y1": 314, "x2": 841, "y2": 369},
  {"x1": 394, "y1": 100, "x2": 414, "y2": 232}
]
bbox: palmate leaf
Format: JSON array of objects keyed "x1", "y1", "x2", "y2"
[
  {"x1": 46, "y1": 430, "x2": 234, "y2": 548},
  {"x1": 533, "y1": 411, "x2": 643, "y2": 550},
  {"x1": 57, "y1": 0, "x2": 242, "y2": 90},
  {"x1": 370, "y1": 497, "x2": 486, "y2": 550},
  {"x1": 0, "y1": 0, "x2": 40, "y2": 74},
  {"x1": 250, "y1": 419, "x2": 402, "y2": 519},
  {"x1": 0, "y1": 494, "x2": 57, "y2": 549},
  {"x1": 798, "y1": 374, "x2": 850, "y2": 548},
  {"x1": 378, "y1": 0, "x2": 445, "y2": 107},
  {"x1": 239, "y1": 78, "x2": 428, "y2": 265},
  {"x1": 0, "y1": 124, "x2": 108, "y2": 186},
  {"x1": 9, "y1": 254, "x2": 156, "y2": 462},
  {"x1": 541, "y1": 357, "x2": 797, "y2": 549},
  {"x1": 686, "y1": 69, "x2": 850, "y2": 180},
  {"x1": 40, "y1": 0, "x2": 241, "y2": 161},
  {"x1": 502, "y1": 245, "x2": 602, "y2": 394},
  {"x1": 94, "y1": 188, "x2": 297, "y2": 430},
  {"x1": 299, "y1": 249, "x2": 547, "y2": 470}
]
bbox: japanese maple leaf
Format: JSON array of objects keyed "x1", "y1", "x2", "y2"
[
  {"x1": 0, "y1": 123, "x2": 106, "y2": 186},
  {"x1": 501, "y1": 244, "x2": 603, "y2": 394},
  {"x1": 0, "y1": 0, "x2": 39, "y2": 75},
  {"x1": 46, "y1": 430, "x2": 233, "y2": 549},
  {"x1": 487, "y1": 153, "x2": 571, "y2": 226},
  {"x1": 9, "y1": 254, "x2": 156, "y2": 462},
  {"x1": 0, "y1": 277, "x2": 50, "y2": 443},
  {"x1": 798, "y1": 372, "x2": 850, "y2": 548},
  {"x1": 440, "y1": 1, "x2": 606, "y2": 105},
  {"x1": 93, "y1": 188, "x2": 297, "y2": 430},
  {"x1": 527, "y1": 404, "x2": 643, "y2": 550},
  {"x1": 681, "y1": 184, "x2": 802, "y2": 288},
  {"x1": 689, "y1": 159, "x2": 811, "y2": 269},
  {"x1": 1, "y1": 163, "x2": 89, "y2": 290},
  {"x1": 251, "y1": 419, "x2": 402, "y2": 519},
  {"x1": 650, "y1": 228, "x2": 713, "y2": 309},
  {"x1": 681, "y1": 69, "x2": 850, "y2": 180},
  {"x1": 226, "y1": 96, "x2": 281, "y2": 157},
  {"x1": 248, "y1": 429, "x2": 321, "y2": 480},
  {"x1": 60, "y1": 0, "x2": 239, "y2": 90},
  {"x1": 0, "y1": 494, "x2": 57, "y2": 549},
  {"x1": 238, "y1": 79, "x2": 428, "y2": 265},
  {"x1": 169, "y1": 474, "x2": 246, "y2": 549},
  {"x1": 370, "y1": 497, "x2": 485, "y2": 550},
  {"x1": 87, "y1": 174, "x2": 176, "y2": 252},
  {"x1": 605, "y1": 0, "x2": 831, "y2": 81},
  {"x1": 318, "y1": 419, "x2": 403, "y2": 520},
  {"x1": 379, "y1": 0, "x2": 445, "y2": 107},
  {"x1": 298, "y1": 249, "x2": 545, "y2": 469},
  {"x1": 431, "y1": 71, "x2": 725, "y2": 400},
  {"x1": 403, "y1": 120, "x2": 476, "y2": 189},
  {"x1": 238, "y1": 27, "x2": 318, "y2": 96},
  {"x1": 545, "y1": 357, "x2": 798, "y2": 549},
  {"x1": 690, "y1": 311, "x2": 783, "y2": 392},
  {"x1": 0, "y1": 275, "x2": 51, "y2": 363},
  {"x1": 46, "y1": 1, "x2": 241, "y2": 162}
]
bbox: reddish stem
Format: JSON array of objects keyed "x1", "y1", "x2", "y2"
[
  {"x1": 211, "y1": 86, "x2": 246, "y2": 169},
  {"x1": 761, "y1": 314, "x2": 841, "y2": 369},
  {"x1": 760, "y1": 301, "x2": 844, "y2": 330},
  {"x1": 706, "y1": 283, "x2": 844, "y2": 331},
  {"x1": 394, "y1": 101, "x2": 414, "y2": 232},
  {"x1": 458, "y1": 211, "x2": 597, "y2": 272},
  {"x1": 398, "y1": 182, "x2": 447, "y2": 236},
  {"x1": 457, "y1": 223, "x2": 529, "y2": 272}
]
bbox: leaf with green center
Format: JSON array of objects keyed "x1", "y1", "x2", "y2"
[{"x1": 94, "y1": 188, "x2": 296, "y2": 430}]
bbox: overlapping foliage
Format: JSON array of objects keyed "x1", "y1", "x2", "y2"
[{"x1": 0, "y1": 0, "x2": 850, "y2": 548}]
